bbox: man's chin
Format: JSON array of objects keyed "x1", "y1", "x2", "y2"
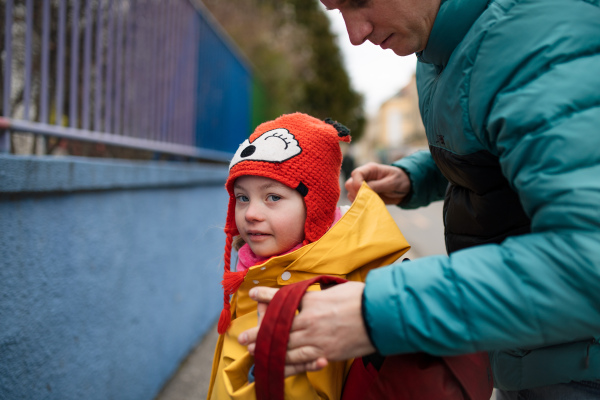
[{"x1": 391, "y1": 47, "x2": 417, "y2": 57}]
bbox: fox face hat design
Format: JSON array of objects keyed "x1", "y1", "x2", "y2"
[
  {"x1": 229, "y1": 128, "x2": 302, "y2": 167},
  {"x1": 218, "y1": 112, "x2": 351, "y2": 333}
]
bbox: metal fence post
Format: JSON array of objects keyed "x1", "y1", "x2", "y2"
[
  {"x1": 1, "y1": 0, "x2": 13, "y2": 153},
  {"x1": 0, "y1": 0, "x2": 252, "y2": 160}
]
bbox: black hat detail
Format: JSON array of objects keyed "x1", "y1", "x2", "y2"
[{"x1": 324, "y1": 118, "x2": 350, "y2": 137}]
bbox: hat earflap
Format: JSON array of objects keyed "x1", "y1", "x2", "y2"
[{"x1": 218, "y1": 233, "x2": 248, "y2": 334}]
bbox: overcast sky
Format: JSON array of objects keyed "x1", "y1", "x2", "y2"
[{"x1": 320, "y1": 5, "x2": 418, "y2": 116}]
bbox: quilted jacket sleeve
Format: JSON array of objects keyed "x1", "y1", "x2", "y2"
[
  {"x1": 392, "y1": 150, "x2": 448, "y2": 209},
  {"x1": 363, "y1": 0, "x2": 600, "y2": 362}
]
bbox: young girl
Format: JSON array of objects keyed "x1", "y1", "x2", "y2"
[{"x1": 207, "y1": 112, "x2": 410, "y2": 399}]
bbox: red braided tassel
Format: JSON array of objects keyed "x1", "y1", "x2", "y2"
[
  {"x1": 222, "y1": 270, "x2": 246, "y2": 294},
  {"x1": 218, "y1": 304, "x2": 231, "y2": 334},
  {"x1": 218, "y1": 235, "x2": 250, "y2": 334},
  {"x1": 218, "y1": 270, "x2": 248, "y2": 334}
]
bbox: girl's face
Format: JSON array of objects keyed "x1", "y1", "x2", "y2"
[{"x1": 234, "y1": 175, "x2": 306, "y2": 258}]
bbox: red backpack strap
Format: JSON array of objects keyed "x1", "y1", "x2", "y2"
[
  {"x1": 254, "y1": 275, "x2": 348, "y2": 400},
  {"x1": 443, "y1": 352, "x2": 494, "y2": 400}
]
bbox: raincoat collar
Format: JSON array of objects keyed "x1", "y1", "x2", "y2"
[{"x1": 233, "y1": 182, "x2": 410, "y2": 317}]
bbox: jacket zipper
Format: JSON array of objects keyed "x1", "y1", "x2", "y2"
[{"x1": 584, "y1": 338, "x2": 599, "y2": 369}]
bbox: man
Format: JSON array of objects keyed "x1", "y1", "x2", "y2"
[{"x1": 239, "y1": 0, "x2": 600, "y2": 397}]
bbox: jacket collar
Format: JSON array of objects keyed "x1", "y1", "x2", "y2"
[{"x1": 417, "y1": 0, "x2": 490, "y2": 67}]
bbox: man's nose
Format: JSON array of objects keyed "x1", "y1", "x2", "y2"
[{"x1": 343, "y1": 12, "x2": 372, "y2": 46}]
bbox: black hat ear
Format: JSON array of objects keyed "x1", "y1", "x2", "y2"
[{"x1": 324, "y1": 118, "x2": 351, "y2": 137}]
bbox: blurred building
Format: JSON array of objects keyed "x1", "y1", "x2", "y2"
[{"x1": 356, "y1": 74, "x2": 427, "y2": 165}]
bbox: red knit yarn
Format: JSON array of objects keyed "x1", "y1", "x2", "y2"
[
  {"x1": 217, "y1": 306, "x2": 231, "y2": 335},
  {"x1": 222, "y1": 270, "x2": 247, "y2": 294},
  {"x1": 218, "y1": 234, "x2": 237, "y2": 334},
  {"x1": 218, "y1": 270, "x2": 248, "y2": 334}
]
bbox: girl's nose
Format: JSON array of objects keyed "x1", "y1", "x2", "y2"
[{"x1": 244, "y1": 201, "x2": 265, "y2": 222}]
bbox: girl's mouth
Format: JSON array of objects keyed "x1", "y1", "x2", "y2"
[{"x1": 247, "y1": 232, "x2": 270, "y2": 241}]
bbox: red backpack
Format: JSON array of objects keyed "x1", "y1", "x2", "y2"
[{"x1": 254, "y1": 276, "x2": 493, "y2": 400}]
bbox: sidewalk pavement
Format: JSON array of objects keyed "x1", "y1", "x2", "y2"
[{"x1": 154, "y1": 324, "x2": 219, "y2": 400}]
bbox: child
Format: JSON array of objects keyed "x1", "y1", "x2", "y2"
[{"x1": 207, "y1": 112, "x2": 410, "y2": 400}]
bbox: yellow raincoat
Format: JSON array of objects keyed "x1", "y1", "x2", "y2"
[{"x1": 207, "y1": 183, "x2": 410, "y2": 399}]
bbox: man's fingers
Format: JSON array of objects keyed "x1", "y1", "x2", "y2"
[
  {"x1": 344, "y1": 178, "x2": 358, "y2": 202},
  {"x1": 367, "y1": 166, "x2": 410, "y2": 204},
  {"x1": 344, "y1": 163, "x2": 411, "y2": 205},
  {"x1": 345, "y1": 163, "x2": 379, "y2": 201},
  {"x1": 284, "y1": 345, "x2": 325, "y2": 365},
  {"x1": 239, "y1": 288, "x2": 277, "y2": 355},
  {"x1": 283, "y1": 358, "x2": 329, "y2": 377},
  {"x1": 238, "y1": 326, "x2": 258, "y2": 347},
  {"x1": 241, "y1": 303, "x2": 269, "y2": 355},
  {"x1": 249, "y1": 286, "x2": 278, "y2": 303},
  {"x1": 239, "y1": 287, "x2": 276, "y2": 349},
  {"x1": 348, "y1": 164, "x2": 374, "y2": 187},
  {"x1": 345, "y1": 174, "x2": 363, "y2": 202},
  {"x1": 257, "y1": 302, "x2": 267, "y2": 326}
]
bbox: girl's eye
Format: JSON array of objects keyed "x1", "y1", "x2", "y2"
[
  {"x1": 267, "y1": 194, "x2": 281, "y2": 202},
  {"x1": 236, "y1": 195, "x2": 249, "y2": 202}
]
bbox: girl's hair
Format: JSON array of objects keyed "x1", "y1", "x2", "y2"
[{"x1": 232, "y1": 235, "x2": 245, "y2": 251}]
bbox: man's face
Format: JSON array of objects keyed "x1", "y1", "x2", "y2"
[{"x1": 320, "y1": 0, "x2": 440, "y2": 56}]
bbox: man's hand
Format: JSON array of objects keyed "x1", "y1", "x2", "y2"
[
  {"x1": 345, "y1": 162, "x2": 411, "y2": 204},
  {"x1": 238, "y1": 282, "x2": 376, "y2": 377}
]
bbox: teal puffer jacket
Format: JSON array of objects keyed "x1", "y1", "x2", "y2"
[{"x1": 363, "y1": 0, "x2": 600, "y2": 390}]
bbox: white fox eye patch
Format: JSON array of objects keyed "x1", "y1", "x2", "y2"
[{"x1": 229, "y1": 128, "x2": 302, "y2": 170}]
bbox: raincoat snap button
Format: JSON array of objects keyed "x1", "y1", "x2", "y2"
[
  {"x1": 281, "y1": 271, "x2": 291, "y2": 281},
  {"x1": 253, "y1": 280, "x2": 259, "y2": 284}
]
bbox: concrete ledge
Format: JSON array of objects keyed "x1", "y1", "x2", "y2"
[{"x1": 0, "y1": 155, "x2": 229, "y2": 193}]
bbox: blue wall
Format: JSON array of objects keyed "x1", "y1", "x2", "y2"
[{"x1": 0, "y1": 155, "x2": 229, "y2": 400}]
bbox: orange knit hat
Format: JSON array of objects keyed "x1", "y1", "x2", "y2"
[{"x1": 218, "y1": 112, "x2": 351, "y2": 333}]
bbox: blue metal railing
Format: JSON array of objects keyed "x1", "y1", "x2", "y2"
[{"x1": 0, "y1": 0, "x2": 253, "y2": 162}]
